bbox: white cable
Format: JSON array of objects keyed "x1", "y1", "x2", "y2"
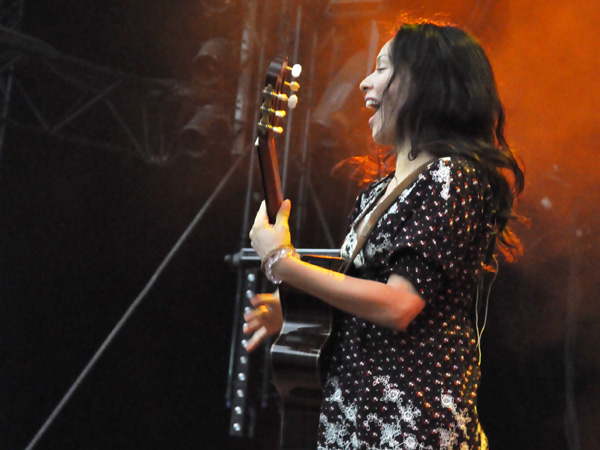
[{"x1": 476, "y1": 256, "x2": 498, "y2": 365}]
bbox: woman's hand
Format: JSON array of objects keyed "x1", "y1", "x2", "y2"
[
  {"x1": 243, "y1": 290, "x2": 283, "y2": 352},
  {"x1": 249, "y1": 200, "x2": 292, "y2": 261}
]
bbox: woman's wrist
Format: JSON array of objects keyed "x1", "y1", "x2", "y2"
[{"x1": 261, "y1": 245, "x2": 299, "y2": 285}]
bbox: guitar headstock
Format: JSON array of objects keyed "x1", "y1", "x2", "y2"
[
  {"x1": 255, "y1": 57, "x2": 301, "y2": 224},
  {"x1": 257, "y1": 57, "x2": 301, "y2": 139}
]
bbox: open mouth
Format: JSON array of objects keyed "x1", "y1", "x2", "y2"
[{"x1": 365, "y1": 99, "x2": 381, "y2": 111}]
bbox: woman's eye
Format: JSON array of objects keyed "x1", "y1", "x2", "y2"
[{"x1": 376, "y1": 67, "x2": 387, "y2": 73}]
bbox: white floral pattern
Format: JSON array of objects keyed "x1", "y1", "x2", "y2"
[
  {"x1": 319, "y1": 378, "x2": 356, "y2": 448},
  {"x1": 319, "y1": 376, "x2": 435, "y2": 450},
  {"x1": 431, "y1": 158, "x2": 452, "y2": 200},
  {"x1": 434, "y1": 391, "x2": 473, "y2": 449},
  {"x1": 319, "y1": 380, "x2": 485, "y2": 450}
]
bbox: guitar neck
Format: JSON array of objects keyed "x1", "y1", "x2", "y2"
[
  {"x1": 255, "y1": 56, "x2": 298, "y2": 225},
  {"x1": 256, "y1": 136, "x2": 283, "y2": 224}
]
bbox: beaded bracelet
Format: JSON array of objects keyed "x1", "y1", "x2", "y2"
[{"x1": 262, "y1": 245, "x2": 299, "y2": 285}]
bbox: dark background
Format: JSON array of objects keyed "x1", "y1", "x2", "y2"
[{"x1": 1, "y1": 1, "x2": 599, "y2": 449}]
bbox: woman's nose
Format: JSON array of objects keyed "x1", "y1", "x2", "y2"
[{"x1": 359, "y1": 76, "x2": 370, "y2": 92}]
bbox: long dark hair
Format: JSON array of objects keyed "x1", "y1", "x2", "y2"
[{"x1": 384, "y1": 22, "x2": 525, "y2": 261}]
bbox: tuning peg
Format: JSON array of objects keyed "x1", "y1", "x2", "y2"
[
  {"x1": 288, "y1": 64, "x2": 302, "y2": 78},
  {"x1": 263, "y1": 89, "x2": 284, "y2": 101},
  {"x1": 263, "y1": 90, "x2": 297, "y2": 108},
  {"x1": 258, "y1": 122, "x2": 284, "y2": 134},
  {"x1": 260, "y1": 106, "x2": 287, "y2": 118},
  {"x1": 286, "y1": 81, "x2": 300, "y2": 92},
  {"x1": 287, "y1": 94, "x2": 298, "y2": 110}
]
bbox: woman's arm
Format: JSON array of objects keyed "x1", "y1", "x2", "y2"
[
  {"x1": 250, "y1": 200, "x2": 425, "y2": 331},
  {"x1": 273, "y1": 257, "x2": 425, "y2": 331}
]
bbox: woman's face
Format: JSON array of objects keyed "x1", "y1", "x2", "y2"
[{"x1": 359, "y1": 40, "x2": 409, "y2": 147}]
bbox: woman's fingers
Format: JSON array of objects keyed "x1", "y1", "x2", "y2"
[
  {"x1": 243, "y1": 319, "x2": 261, "y2": 335},
  {"x1": 252, "y1": 201, "x2": 268, "y2": 228},
  {"x1": 250, "y1": 293, "x2": 276, "y2": 307},
  {"x1": 249, "y1": 201, "x2": 266, "y2": 241},
  {"x1": 275, "y1": 199, "x2": 291, "y2": 228},
  {"x1": 243, "y1": 305, "x2": 269, "y2": 334},
  {"x1": 249, "y1": 200, "x2": 292, "y2": 254},
  {"x1": 243, "y1": 291, "x2": 283, "y2": 352},
  {"x1": 244, "y1": 304, "x2": 268, "y2": 320},
  {"x1": 245, "y1": 327, "x2": 268, "y2": 352}
]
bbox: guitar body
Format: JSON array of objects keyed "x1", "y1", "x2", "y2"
[
  {"x1": 255, "y1": 58, "x2": 336, "y2": 449},
  {"x1": 270, "y1": 255, "x2": 339, "y2": 450},
  {"x1": 271, "y1": 257, "x2": 336, "y2": 401}
]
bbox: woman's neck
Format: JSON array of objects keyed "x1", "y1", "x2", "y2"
[{"x1": 394, "y1": 141, "x2": 433, "y2": 182}]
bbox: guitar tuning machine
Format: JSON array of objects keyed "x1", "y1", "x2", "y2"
[
  {"x1": 263, "y1": 90, "x2": 297, "y2": 109},
  {"x1": 287, "y1": 94, "x2": 298, "y2": 110},
  {"x1": 288, "y1": 63, "x2": 302, "y2": 79},
  {"x1": 262, "y1": 90, "x2": 298, "y2": 110},
  {"x1": 286, "y1": 80, "x2": 300, "y2": 92},
  {"x1": 257, "y1": 123, "x2": 284, "y2": 135},
  {"x1": 260, "y1": 106, "x2": 286, "y2": 118},
  {"x1": 285, "y1": 64, "x2": 301, "y2": 110},
  {"x1": 286, "y1": 64, "x2": 301, "y2": 91}
]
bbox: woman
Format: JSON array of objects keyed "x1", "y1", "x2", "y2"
[{"x1": 246, "y1": 22, "x2": 524, "y2": 449}]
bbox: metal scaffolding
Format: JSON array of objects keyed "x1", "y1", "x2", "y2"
[{"x1": 0, "y1": 24, "x2": 226, "y2": 164}]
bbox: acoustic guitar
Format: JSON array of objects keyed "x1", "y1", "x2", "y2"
[{"x1": 255, "y1": 56, "x2": 337, "y2": 450}]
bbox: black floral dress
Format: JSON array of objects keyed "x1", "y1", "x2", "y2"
[{"x1": 317, "y1": 157, "x2": 493, "y2": 450}]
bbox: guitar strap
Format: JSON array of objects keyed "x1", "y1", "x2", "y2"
[{"x1": 341, "y1": 160, "x2": 434, "y2": 274}]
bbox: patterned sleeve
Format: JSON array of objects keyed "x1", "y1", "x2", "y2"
[{"x1": 385, "y1": 158, "x2": 492, "y2": 304}]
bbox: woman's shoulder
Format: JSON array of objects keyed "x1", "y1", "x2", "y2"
[
  {"x1": 424, "y1": 156, "x2": 486, "y2": 184},
  {"x1": 361, "y1": 156, "x2": 485, "y2": 200},
  {"x1": 424, "y1": 156, "x2": 481, "y2": 174},
  {"x1": 418, "y1": 156, "x2": 490, "y2": 201}
]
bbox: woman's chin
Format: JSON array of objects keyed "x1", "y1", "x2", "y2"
[{"x1": 372, "y1": 130, "x2": 393, "y2": 147}]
